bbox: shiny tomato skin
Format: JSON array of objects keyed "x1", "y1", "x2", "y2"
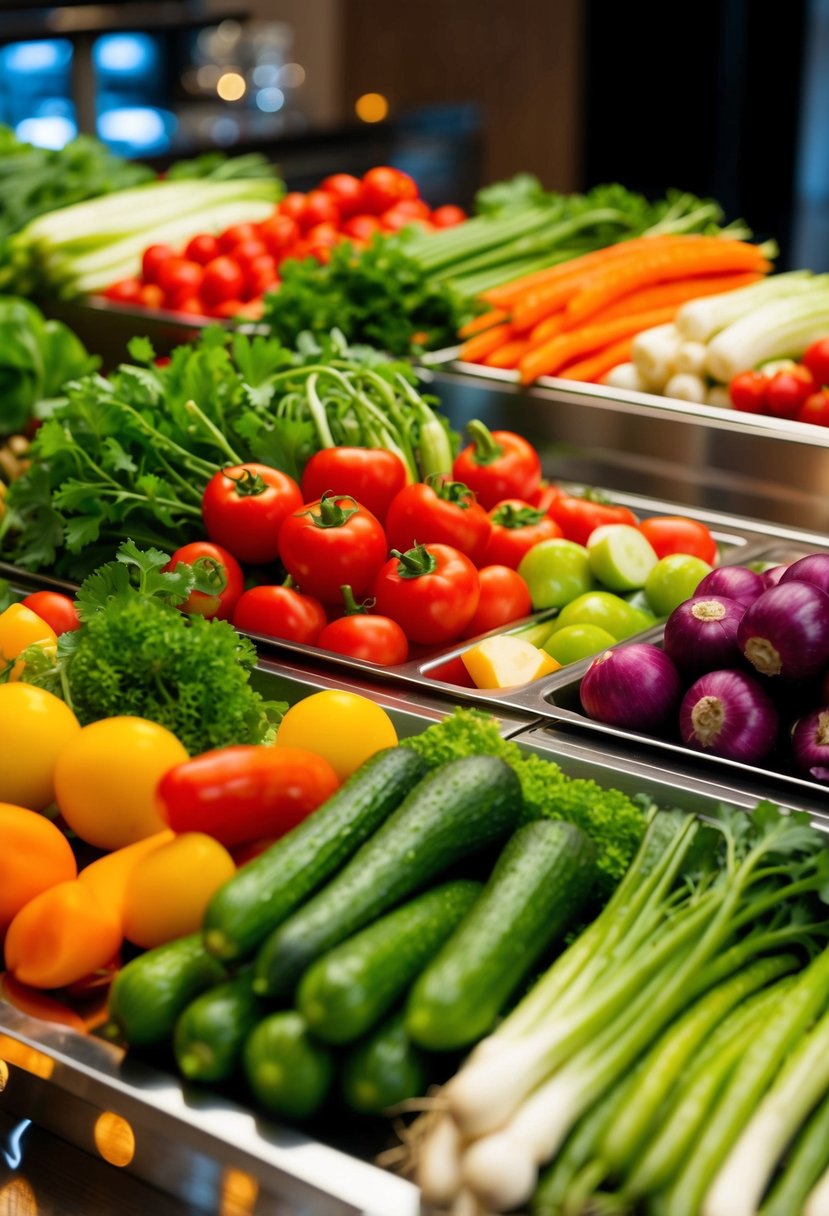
[
  {"x1": 305, "y1": 221, "x2": 340, "y2": 250},
  {"x1": 547, "y1": 495, "x2": 639, "y2": 546},
  {"x1": 766, "y1": 366, "x2": 816, "y2": 419},
  {"x1": 138, "y1": 283, "x2": 165, "y2": 310},
  {"x1": 279, "y1": 192, "x2": 307, "y2": 222},
  {"x1": 341, "y1": 214, "x2": 381, "y2": 242},
  {"x1": 218, "y1": 223, "x2": 260, "y2": 253},
  {"x1": 20, "y1": 591, "x2": 80, "y2": 635},
  {"x1": 157, "y1": 258, "x2": 203, "y2": 305},
  {"x1": 233, "y1": 585, "x2": 327, "y2": 644},
  {"x1": 729, "y1": 370, "x2": 769, "y2": 414},
  {"x1": 242, "y1": 253, "x2": 279, "y2": 298},
  {"x1": 318, "y1": 614, "x2": 409, "y2": 665},
  {"x1": 384, "y1": 481, "x2": 492, "y2": 567},
  {"x1": 320, "y1": 173, "x2": 364, "y2": 218},
  {"x1": 797, "y1": 388, "x2": 829, "y2": 427},
  {"x1": 278, "y1": 496, "x2": 388, "y2": 602},
  {"x1": 300, "y1": 447, "x2": 407, "y2": 525},
  {"x1": 230, "y1": 237, "x2": 269, "y2": 269},
  {"x1": 184, "y1": 233, "x2": 221, "y2": 265},
  {"x1": 202, "y1": 464, "x2": 303, "y2": 565},
  {"x1": 103, "y1": 277, "x2": 142, "y2": 303},
  {"x1": 201, "y1": 256, "x2": 245, "y2": 306},
  {"x1": 637, "y1": 516, "x2": 719, "y2": 565},
  {"x1": 259, "y1": 213, "x2": 300, "y2": 255},
  {"x1": 482, "y1": 499, "x2": 563, "y2": 569},
  {"x1": 361, "y1": 166, "x2": 418, "y2": 214},
  {"x1": 165, "y1": 541, "x2": 245, "y2": 620},
  {"x1": 141, "y1": 244, "x2": 176, "y2": 284},
  {"x1": 431, "y1": 204, "x2": 466, "y2": 228},
  {"x1": 371, "y1": 543, "x2": 480, "y2": 645},
  {"x1": 460, "y1": 565, "x2": 532, "y2": 639},
  {"x1": 453, "y1": 428, "x2": 542, "y2": 510},
  {"x1": 299, "y1": 189, "x2": 340, "y2": 231},
  {"x1": 803, "y1": 339, "x2": 829, "y2": 387}
]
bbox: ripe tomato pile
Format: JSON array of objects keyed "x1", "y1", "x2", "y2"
[
  {"x1": 729, "y1": 337, "x2": 829, "y2": 425},
  {"x1": 101, "y1": 165, "x2": 465, "y2": 321}
]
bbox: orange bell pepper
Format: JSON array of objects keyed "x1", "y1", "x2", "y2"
[
  {"x1": 0, "y1": 803, "x2": 77, "y2": 935},
  {"x1": 4, "y1": 881, "x2": 122, "y2": 990},
  {"x1": 78, "y1": 829, "x2": 174, "y2": 925}
]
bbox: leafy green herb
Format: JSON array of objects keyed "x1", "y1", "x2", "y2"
[{"x1": 0, "y1": 296, "x2": 97, "y2": 435}]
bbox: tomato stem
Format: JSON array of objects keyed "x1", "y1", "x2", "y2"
[
  {"x1": 223, "y1": 467, "x2": 267, "y2": 497},
  {"x1": 340, "y1": 584, "x2": 374, "y2": 615},
  {"x1": 467, "y1": 418, "x2": 504, "y2": 466},
  {"x1": 299, "y1": 491, "x2": 359, "y2": 529},
  {"x1": 391, "y1": 544, "x2": 437, "y2": 579},
  {"x1": 425, "y1": 474, "x2": 475, "y2": 509},
  {"x1": 491, "y1": 502, "x2": 546, "y2": 529}
]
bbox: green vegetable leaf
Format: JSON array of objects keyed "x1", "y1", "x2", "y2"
[{"x1": 127, "y1": 335, "x2": 156, "y2": 365}]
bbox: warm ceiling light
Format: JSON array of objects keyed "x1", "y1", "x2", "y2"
[
  {"x1": 355, "y1": 92, "x2": 389, "y2": 123},
  {"x1": 217, "y1": 71, "x2": 246, "y2": 102}
]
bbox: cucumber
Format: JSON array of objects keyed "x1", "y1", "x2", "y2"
[
  {"x1": 105, "y1": 933, "x2": 227, "y2": 1048},
  {"x1": 243, "y1": 1011, "x2": 333, "y2": 1120},
  {"x1": 253, "y1": 755, "x2": 521, "y2": 998},
  {"x1": 297, "y1": 880, "x2": 482, "y2": 1044},
  {"x1": 203, "y1": 747, "x2": 427, "y2": 962},
  {"x1": 342, "y1": 1009, "x2": 428, "y2": 1115},
  {"x1": 173, "y1": 972, "x2": 261, "y2": 1083},
  {"x1": 405, "y1": 820, "x2": 596, "y2": 1050}
]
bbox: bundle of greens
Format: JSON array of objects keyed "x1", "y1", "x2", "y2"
[
  {"x1": 16, "y1": 542, "x2": 284, "y2": 756},
  {"x1": 0, "y1": 296, "x2": 97, "y2": 436},
  {"x1": 0, "y1": 328, "x2": 455, "y2": 577}
]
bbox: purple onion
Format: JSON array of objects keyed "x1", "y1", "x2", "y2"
[
  {"x1": 780, "y1": 553, "x2": 829, "y2": 597},
  {"x1": 761, "y1": 564, "x2": 789, "y2": 589},
  {"x1": 694, "y1": 566, "x2": 765, "y2": 606},
  {"x1": 580, "y1": 642, "x2": 682, "y2": 731},
  {"x1": 663, "y1": 595, "x2": 747, "y2": 676},
  {"x1": 792, "y1": 707, "x2": 829, "y2": 783},
  {"x1": 679, "y1": 669, "x2": 779, "y2": 762},
  {"x1": 738, "y1": 581, "x2": 829, "y2": 681}
]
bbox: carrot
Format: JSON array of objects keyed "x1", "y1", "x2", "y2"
[
  {"x1": 458, "y1": 322, "x2": 515, "y2": 364},
  {"x1": 484, "y1": 338, "x2": 532, "y2": 369},
  {"x1": 563, "y1": 239, "x2": 771, "y2": 329},
  {"x1": 557, "y1": 337, "x2": 634, "y2": 383},
  {"x1": 529, "y1": 312, "x2": 567, "y2": 346},
  {"x1": 519, "y1": 304, "x2": 680, "y2": 384},
  {"x1": 581, "y1": 272, "x2": 764, "y2": 327},
  {"x1": 458, "y1": 307, "x2": 509, "y2": 338}
]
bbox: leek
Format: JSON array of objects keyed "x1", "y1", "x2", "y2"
[
  {"x1": 675, "y1": 270, "x2": 818, "y2": 342},
  {"x1": 760, "y1": 1090, "x2": 829, "y2": 1216},
  {"x1": 706, "y1": 290, "x2": 829, "y2": 383}
]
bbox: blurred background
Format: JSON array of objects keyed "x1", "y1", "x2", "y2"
[{"x1": 0, "y1": 0, "x2": 825, "y2": 269}]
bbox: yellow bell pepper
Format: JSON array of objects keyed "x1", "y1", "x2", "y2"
[
  {"x1": 0, "y1": 603, "x2": 58, "y2": 681},
  {"x1": 462, "y1": 634, "x2": 562, "y2": 690}
]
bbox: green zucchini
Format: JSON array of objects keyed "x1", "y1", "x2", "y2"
[
  {"x1": 173, "y1": 972, "x2": 261, "y2": 1083},
  {"x1": 406, "y1": 820, "x2": 596, "y2": 1050},
  {"x1": 342, "y1": 1009, "x2": 428, "y2": 1115},
  {"x1": 203, "y1": 747, "x2": 427, "y2": 962},
  {"x1": 105, "y1": 934, "x2": 227, "y2": 1048},
  {"x1": 297, "y1": 879, "x2": 482, "y2": 1044},
  {"x1": 253, "y1": 755, "x2": 521, "y2": 998},
  {"x1": 243, "y1": 1011, "x2": 333, "y2": 1120}
]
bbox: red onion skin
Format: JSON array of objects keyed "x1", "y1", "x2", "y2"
[
  {"x1": 695, "y1": 566, "x2": 764, "y2": 606},
  {"x1": 663, "y1": 595, "x2": 747, "y2": 676},
  {"x1": 791, "y1": 707, "x2": 829, "y2": 783},
  {"x1": 737, "y1": 581, "x2": 829, "y2": 681},
  {"x1": 780, "y1": 554, "x2": 829, "y2": 597},
  {"x1": 679, "y1": 669, "x2": 779, "y2": 762},
  {"x1": 580, "y1": 643, "x2": 682, "y2": 732},
  {"x1": 761, "y1": 565, "x2": 789, "y2": 590}
]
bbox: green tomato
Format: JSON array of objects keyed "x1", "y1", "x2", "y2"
[
  {"x1": 517, "y1": 539, "x2": 595, "y2": 611},
  {"x1": 543, "y1": 623, "x2": 616, "y2": 666},
  {"x1": 549, "y1": 591, "x2": 656, "y2": 641},
  {"x1": 644, "y1": 554, "x2": 713, "y2": 616},
  {"x1": 587, "y1": 524, "x2": 658, "y2": 592}
]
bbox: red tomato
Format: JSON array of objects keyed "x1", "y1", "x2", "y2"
[
  {"x1": 341, "y1": 214, "x2": 382, "y2": 242},
  {"x1": 230, "y1": 237, "x2": 269, "y2": 268},
  {"x1": 305, "y1": 221, "x2": 340, "y2": 249},
  {"x1": 318, "y1": 613, "x2": 409, "y2": 666},
  {"x1": 385, "y1": 480, "x2": 492, "y2": 567},
  {"x1": 157, "y1": 257, "x2": 203, "y2": 305},
  {"x1": 431, "y1": 204, "x2": 467, "y2": 228},
  {"x1": 202, "y1": 464, "x2": 303, "y2": 565},
  {"x1": 482, "y1": 499, "x2": 563, "y2": 568},
  {"x1": 460, "y1": 566, "x2": 532, "y2": 639},
  {"x1": 279, "y1": 192, "x2": 307, "y2": 222},
  {"x1": 259, "y1": 213, "x2": 300, "y2": 255},
  {"x1": 361, "y1": 166, "x2": 418, "y2": 215},
  {"x1": 233, "y1": 585, "x2": 327, "y2": 644},
  {"x1": 321, "y1": 173, "x2": 364, "y2": 218},
  {"x1": 380, "y1": 205, "x2": 431, "y2": 233},
  {"x1": 103, "y1": 277, "x2": 142, "y2": 304},
  {"x1": 278, "y1": 494, "x2": 388, "y2": 602},
  {"x1": 243, "y1": 253, "x2": 279, "y2": 298},
  {"x1": 797, "y1": 388, "x2": 829, "y2": 427},
  {"x1": 299, "y1": 189, "x2": 340, "y2": 231},
  {"x1": 165, "y1": 541, "x2": 245, "y2": 620},
  {"x1": 141, "y1": 244, "x2": 176, "y2": 284},
  {"x1": 20, "y1": 591, "x2": 80, "y2": 635},
  {"x1": 157, "y1": 745, "x2": 340, "y2": 848},
  {"x1": 766, "y1": 366, "x2": 816, "y2": 419},
  {"x1": 389, "y1": 198, "x2": 430, "y2": 220},
  {"x1": 300, "y1": 447, "x2": 407, "y2": 524},
  {"x1": 637, "y1": 516, "x2": 719, "y2": 565},
  {"x1": 218, "y1": 223, "x2": 260, "y2": 253},
  {"x1": 138, "y1": 283, "x2": 165, "y2": 310},
  {"x1": 184, "y1": 233, "x2": 221, "y2": 265},
  {"x1": 211, "y1": 298, "x2": 246, "y2": 319},
  {"x1": 530, "y1": 482, "x2": 567, "y2": 513},
  {"x1": 548, "y1": 494, "x2": 639, "y2": 546},
  {"x1": 371, "y1": 543, "x2": 479, "y2": 645},
  {"x1": 231, "y1": 837, "x2": 278, "y2": 866},
  {"x1": 175, "y1": 296, "x2": 208, "y2": 317},
  {"x1": 453, "y1": 421, "x2": 542, "y2": 510},
  {"x1": 729, "y1": 370, "x2": 769, "y2": 414},
  {"x1": 803, "y1": 339, "x2": 829, "y2": 388},
  {"x1": 201, "y1": 256, "x2": 245, "y2": 306}
]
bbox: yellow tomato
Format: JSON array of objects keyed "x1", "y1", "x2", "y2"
[
  {"x1": 0, "y1": 683, "x2": 81, "y2": 810},
  {"x1": 54, "y1": 716, "x2": 188, "y2": 850},
  {"x1": 122, "y1": 832, "x2": 236, "y2": 948},
  {"x1": 275, "y1": 690, "x2": 398, "y2": 780},
  {"x1": 0, "y1": 603, "x2": 58, "y2": 680}
]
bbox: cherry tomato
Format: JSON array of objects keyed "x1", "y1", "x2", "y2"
[
  {"x1": 165, "y1": 541, "x2": 245, "y2": 620},
  {"x1": 341, "y1": 214, "x2": 381, "y2": 242},
  {"x1": 453, "y1": 420, "x2": 542, "y2": 510},
  {"x1": 201, "y1": 256, "x2": 245, "y2": 306},
  {"x1": 243, "y1": 253, "x2": 279, "y2": 298},
  {"x1": 157, "y1": 258, "x2": 203, "y2": 305},
  {"x1": 637, "y1": 516, "x2": 719, "y2": 565},
  {"x1": 729, "y1": 370, "x2": 769, "y2": 414},
  {"x1": 361, "y1": 166, "x2": 418, "y2": 214},
  {"x1": 384, "y1": 479, "x2": 492, "y2": 567},
  {"x1": 482, "y1": 499, "x2": 563, "y2": 568},
  {"x1": 371, "y1": 543, "x2": 480, "y2": 645},
  {"x1": 547, "y1": 494, "x2": 639, "y2": 546},
  {"x1": 390, "y1": 198, "x2": 430, "y2": 220},
  {"x1": 231, "y1": 237, "x2": 269, "y2": 268},
  {"x1": 202, "y1": 463, "x2": 303, "y2": 565},
  {"x1": 279, "y1": 192, "x2": 307, "y2": 222},
  {"x1": 300, "y1": 447, "x2": 407, "y2": 524},
  {"x1": 305, "y1": 221, "x2": 340, "y2": 249},
  {"x1": 103, "y1": 277, "x2": 142, "y2": 304},
  {"x1": 318, "y1": 610, "x2": 409, "y2": 666},
  {"x1": 460, "y1": 565, "x2": 532, "y2": 638},
  {"x1": 803, "y1": 339, "x2": 829, "y2": 387},
  {"x1": 259, "y1": 213, "x2": 300, "y2": 255},
  {"x1": 278, "y1": 493, "x2": 388, "y2": 602},
  {"x1": 184, "y1": 233, "x2": 221, "y2": 265},
  {"x1": 380, "y1": 205, "x2": 431, "y2": 233},
  {"x1": 175, "y1": 296, "x2": 208, "y2": 317},
  {"x1": 233, "y1": 585, "x2": 327, "y2": 644},
  {"x1": 797, "y1": 388, "x2": 829, "y2": 427},
  {"x1": 211, "y1": 298, "x2": 246, "y2": 319},
  {"x1": 218, "y1": 223, "x2": 260, "y2": 253},
  {"x1": 138, "y1": 283, "x2": 165, "y2": 310},
  {"x1": 320, "y1": 173, "x2": 364, "y2": 218},
  {"x1": 299, "y1": 189, "x2": 340, "y2": 231},
  {"x1": 431, "y1": 204, "x2": 466, "y2": 228},
  {"x1": 142, "y1": 244, "x2": 176, "y2": 284},
  {"x1": 20, "y1": 591, "x2": 80, "y2": 635},
  {"x1": 766, "y1": 366, "x2": 816, "y2": 419}
]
